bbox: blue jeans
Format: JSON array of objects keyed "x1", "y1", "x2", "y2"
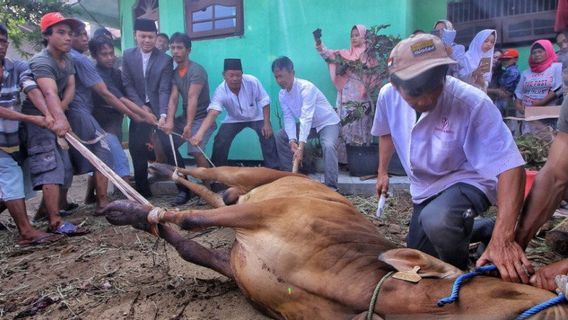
[
  {"x1": 276, "y1": 123, "x2": 339, "y2": 188},
  {"x1": 407, "y1": 183, "x2": 490, "y2": 269},
  {"x1": 106, "y1": 133, "x2": 130, "y2": 177},
  {"x1": 211, "y1": 120, "x2": 279, "y2": 169}
]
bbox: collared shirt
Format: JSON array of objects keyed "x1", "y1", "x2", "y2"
[
  {"x1": 141, "y1": 49, "x2": 151, "y2": 103},
  {"x1": 371, "y1": 76, "x2": 525, "y2": 204},
  {"x1": 499, "y1": 64, "x2": 521, "y2": 93},
  {"x1": 0, "y1": 58, "x2": 38, "y2": 148},
  {"x1": 278, "y1": 77, "x2": 339, "y2": 143},
  {"x1": 208, "y1": 74, "x2": 270, "y2": 123}
]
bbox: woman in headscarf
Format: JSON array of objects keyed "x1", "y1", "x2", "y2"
[
  {"x1": 458, "y1": 29, "x2": 497, "y2": 91},
  {"x1": 514, "y1": 39, "x2": 562, "y2": 135},
  {"x1": 433, "y1": 19, "x2": 466, "y2": 77},
  {"x1": 315, "y1": 24, "x2": 376, "y2": 165}
]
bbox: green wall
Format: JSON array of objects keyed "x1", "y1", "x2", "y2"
[
  {"x1": 120, "y1": 0, "x2": 541, "y2": 160},
  {"x1": 119, "y1": 0, "x2": 414, "y2": 160}
]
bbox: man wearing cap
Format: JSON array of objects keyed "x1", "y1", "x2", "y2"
[
  {"x1": 191, "y1": 58, "x2": 279, "y2": 170},
  {"x1": 0, "y1": 22, "x2": 65, "y2": 245},
  {"x1": 21, "y1": 12, "x2": 89, "y2": 235},
  {"x1": 122, "y1": 18, "x2": 173, "y2": 197},
  {"x1": 272, "y1": 56, "x2": 340, "y2": 190},
  {"x1": 67, "y1": 22, "x2": 154, "y2": 213},
  {"x1": 372, "y1": 33, "x2": 528, "y2": 276},
  {"x1": 487, "y1": 48, "x2": 521, "y2": 116}
]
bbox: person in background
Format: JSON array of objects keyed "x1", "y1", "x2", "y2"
[
  {"x1": 192, "y1": 58, "x2": 279, "y2": 171},
  {"x1": 373, "y1": 33, "x2": 526, "y2": 271},
  {"x1": 84, "y1": 35, "x2": 156, "y2": 204},
  {"x1": 160, "y1": 32, "x2": 216, "y2": 203},
  {"x1": 458, "y1": 29, "x2": 497, "y2": 91},
  {"x1": 121, "y1": 18, "x2": 173, "y2": 198},
  {"x1": 272, "y1": 56, "x2": 340, "y2": 190},
  {"x1": 488, "y1": 49, "x2": 521, "y2": 116},
  {"x1": 0, "y1": 22, "x2": 64, "y2": 245},
  {"x1": 556, "y1": 30, "x2": 568, "y2": 103},
  {"x1": 514, "y1": 40, "x2": 562, "y2": 136},
  {"x1": 156, "y1": 33, "x2": 169, "y2": 54},
  {"x1": 487, "y1": 48, "x2": 503, "y2": 101},
  {"x1": 432, "y1": 19, "x2": 465, "y2": 77},
  {"x1": 315, "y1": 24, "x2": 377, "y2": 166}
]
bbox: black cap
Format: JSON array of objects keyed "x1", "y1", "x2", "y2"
[
  {"x1": 224, "y1": 58, "x2": 242, "y2": 71},
  {"x1": 94, "y1": 27, "x2": 113, "y2": 40},
  {"x1": 134, "y1": 19, "x2": 157, "y2": 32}
]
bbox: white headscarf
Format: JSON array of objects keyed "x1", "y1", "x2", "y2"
[{"x1": 462, "y1": 29, "x2": 496, "y2": 83}]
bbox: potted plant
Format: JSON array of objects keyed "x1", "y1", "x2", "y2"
[{"x1": 329, "y1": 25, "x2": 402, "y2": 176}]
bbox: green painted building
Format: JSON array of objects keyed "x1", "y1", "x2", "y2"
[{"x1": 118, "y1": 0, "x2": 558, "y2": 161}]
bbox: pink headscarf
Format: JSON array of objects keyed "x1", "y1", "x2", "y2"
[
  {"x1": 328, "y1": 24, "x2": 369, "y2": 92},
  {"x1": 528, "y1": 39, "x2": 557, "y2": 73}
]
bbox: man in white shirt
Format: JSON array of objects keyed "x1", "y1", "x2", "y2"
[
  {"x1": 272, "y1": 56, "x2": 340, "y2": 190},
  {"x1": 190, "y1": 58, "x2": 279, "y2": 169},
  {"x1": 372, "y1": 33, "x2": 528, "y2": 273}
]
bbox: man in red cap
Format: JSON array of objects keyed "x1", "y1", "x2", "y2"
[
  {"x1": 20, "y1": 12, "x2": 88, "y2": 236},
  {"x1": 487, "y1": 48, "x2": 521, "y2": 116}
]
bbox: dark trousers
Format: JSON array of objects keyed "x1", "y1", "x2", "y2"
[
  {"x1": 128, "y1": 121, "x2": 185, "y2": 193},
  {"x1": 211, "y1": 120, "x2": 279, "y2": 169},
  {"x1": 407, "y1": 183, "x2": 490, "y2": 270}
]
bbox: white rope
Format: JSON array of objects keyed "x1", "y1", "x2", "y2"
[{"x1": 168, "y1": 134, "x2": 179, "y2": 168}]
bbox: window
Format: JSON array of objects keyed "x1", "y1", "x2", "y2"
[
  {"x1": 184, "y1": 0, "x2": 243, "y2": 40},
  {"x1": 447, "y1": 0, "x2": 557, "y2": 46}
]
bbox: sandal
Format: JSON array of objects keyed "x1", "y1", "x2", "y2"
[{"x1": 50, "y1": 221, "x2": 90, "y2": 237}]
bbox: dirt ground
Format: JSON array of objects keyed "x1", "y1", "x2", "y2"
[{"x1": 0, "y1": 176, "x2": 565, "y2": 319}]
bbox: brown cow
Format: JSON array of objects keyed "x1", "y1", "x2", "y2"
[{"x1": 103, "y1": 165, "x2": 568, "y2": 319}]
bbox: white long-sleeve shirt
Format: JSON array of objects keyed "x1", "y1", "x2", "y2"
[
  {"x1": 278, "y1": 78, "x2": 339, "y2": 142},
  {"x1": 208, "y1": 74, "x2": 270, "y2": 123}
]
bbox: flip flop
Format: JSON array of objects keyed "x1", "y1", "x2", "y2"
[
  {"x1": 17, "y1": 233, "x2": 64, "y2": 247},
  {"x1": 50, "y1": 221, "x2": 90, "y2": 237}
]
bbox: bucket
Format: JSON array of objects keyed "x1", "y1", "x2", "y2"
[{"x1": 525, "y1": 170, "x2": 538, "y2": 198}]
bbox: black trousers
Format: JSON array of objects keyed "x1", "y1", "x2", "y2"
[{"x1": 128, "y1": 121, "x2": 185, "y2": 193}]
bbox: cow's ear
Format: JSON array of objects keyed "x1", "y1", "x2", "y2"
[{"x1": 379, "y1": 248, "x2": 462, "y2": 279}]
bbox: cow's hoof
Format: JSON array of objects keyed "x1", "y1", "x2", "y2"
[
  {"x1": 102, "y1": 200, "x2": 151, "y2": 227},
  {"x1": 148, "y1": 163, "x2": 176, "y2": 179}
]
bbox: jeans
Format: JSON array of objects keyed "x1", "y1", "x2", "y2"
[
  {"x1": 106, "y1": 133, "x2": 130, "y2": 177},
  {"x1": 407, "y1": 183, "x2": 490, "y2": 270},
  {"x1": 275, "y1": 123, "x2": 339, "y2": 188},
  {"x1": 211, "y1": 120, "x2": 279, "y2": 169}
]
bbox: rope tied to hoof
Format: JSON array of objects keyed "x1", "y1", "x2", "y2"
[
  {"x1": 437, "y1": 264, "x2": 567, "y2": 320},
  {"x1": 147, "y1": 207, "x2": 166, "y2": 236}
]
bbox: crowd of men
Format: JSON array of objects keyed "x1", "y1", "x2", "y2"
[{"x1": 2, "y1": 11, "x2": 568, "y2": 294}]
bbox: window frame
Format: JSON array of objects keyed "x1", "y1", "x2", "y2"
[{"x1": 184, "y1": 0, "x2": 244, "y2": 40}]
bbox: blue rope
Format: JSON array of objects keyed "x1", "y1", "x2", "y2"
[
  {"x1": 437, "y1": 265, "x2": 567, "y2": 319},
  {"x1": 514, "y1": 294, "x2": 566, "y2": 320},
  {"x1": 437, "y1": 265, "x2": 497, "y2": 307}
]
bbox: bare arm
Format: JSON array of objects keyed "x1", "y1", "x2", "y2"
[
  {"x1": 189, "y1": 110, "x2": 219, "y2": 144},
  {"x1": 0, "y1": 105, "x2": 47, "y2": 128},
  {"x1": 531, "y1": 91, "x2": 558, "y2": 106},
  {"x1": 35, "y1": 77, "x2": 70, "y2": 136},
  {"x1": 477, "y1": 166, "x2": 533, "y2": 284},
  {"x1": 261, "y1": 104, "x2": 273, "y2": 138},
  {"x1": 60, "y1": 74, "x2": 75, "y2": 110},
  {"x1": 517, "y1": 131, "x2": 568, "y2": 248},
  {"x1": 92, "y1": 82, "x2": 139, "y2": 120},
  {"x1": 376, "y1": 134, "x2": 394, "y2": 197},
  {"x1": 160, "y1": 85, "x2": 179, "y2": 134}
]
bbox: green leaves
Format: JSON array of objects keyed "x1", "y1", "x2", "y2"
[{"x1": 1, "y1": 0, "x2": 75, "y2": 58}]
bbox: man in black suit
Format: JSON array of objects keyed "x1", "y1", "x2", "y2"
[{"x1": 122, "y1": 19, "x2": 184, "y2": 201}]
